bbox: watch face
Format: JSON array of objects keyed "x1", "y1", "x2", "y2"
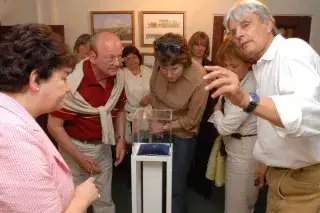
[{"x1": 250, "y1": 92, "x2": 260, "y2": 103}]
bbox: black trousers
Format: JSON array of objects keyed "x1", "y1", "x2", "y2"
[
  {"x1": 188, "y1": 121, "x2": 218, "y2": 198},
  {"x1": 188, "y1": 96, "x2": 219, "y2": 199}
]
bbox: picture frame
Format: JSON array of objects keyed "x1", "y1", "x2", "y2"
[
  {"x1": 90, "y1": 11, "x2": 135, "y2": 46},
  {"x1": 273, "y1": 16, "x2": 311, "y2": 41},
  {"x1": 276, "y1": 26, "x2": 294, "y2": 39},
  {"x1": 141, "y1": 53, "x2": 155, "y2": 70},
  {"x1": 140, "y1": 11, "x2": 185, "y2": 47}
]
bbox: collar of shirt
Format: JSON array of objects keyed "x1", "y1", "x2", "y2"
[
  {"x1": 82, "y1": 60, "x2": 116, "y2": 87},
  {"x1": 258, "y1": 35, "x2": 285, "y2": 62},
  {"x1": 201, "y1": 58, "x2": 213, "y2": 66},
  {"x1": 240, "y1": 70, "x2": 254, "y2": 87},
  {"x1": 182, "y1": 60, "x2": 198, "y2": 83},
  {"x1": 0, "y1": 93, "x2": 41, "y2": 131}
]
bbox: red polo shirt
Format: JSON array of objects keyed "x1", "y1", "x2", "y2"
[{"x1": 50, "y1": 60, "x2": 126, "y2": 141}]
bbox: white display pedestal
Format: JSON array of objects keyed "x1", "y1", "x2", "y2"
[{"x1": 131, "y1": 143, "x2": 173, "y2": 213}]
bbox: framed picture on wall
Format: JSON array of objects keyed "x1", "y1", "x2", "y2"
[
  {"x1": 140, "y1": 11, "x2": 185, "y2": 47},
  {"x1": 141, "y1": 53, "x2": 155, "y2": 69},
  {"x1": 90, "y1": 11, "x2": 135, "y2": 45},
  {"x1": 276, "y1": 26, "x2": 294, "y2": 39}
]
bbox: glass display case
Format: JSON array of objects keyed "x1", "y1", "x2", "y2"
[
  {"x1": 131, "y1": 108, "x2": 173, "y2": 213},
  {"x1": 131, "y1": 108, "x2": 173, "y2": 157}
]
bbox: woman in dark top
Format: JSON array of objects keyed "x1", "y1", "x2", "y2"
[{"x1": 187, "y1": 31, "x2": 219, "y2": 199}]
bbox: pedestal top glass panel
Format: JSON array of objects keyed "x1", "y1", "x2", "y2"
[{"x1": 132, "y1": 108, "x2": 172, "y2": 157}]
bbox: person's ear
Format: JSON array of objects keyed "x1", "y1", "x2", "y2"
[
  {"x1": 267, "y1": 17, "x2": 275, "y2": 34},
  {"x1": 29, "y1": 70, "x2": 40, "y2": 92},
  {"x1": 89, "y1": 51, "x2": 97, "y2": 64}
]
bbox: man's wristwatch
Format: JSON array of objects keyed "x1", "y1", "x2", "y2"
[{"x1": 244, "y1": 92, "x2": 260, "y2": 113}]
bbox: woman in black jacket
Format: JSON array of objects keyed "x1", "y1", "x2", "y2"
[{"x1": 187, "y1": 31, "x2": 219, "y2": 199}]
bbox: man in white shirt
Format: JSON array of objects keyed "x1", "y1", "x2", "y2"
[{"x1": 203, "y1": 0, "x2": 320, "y2": 212}]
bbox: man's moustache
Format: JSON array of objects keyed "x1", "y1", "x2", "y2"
[{"x1": 108, "y1": 66, "x2": 119, "y2": 70}]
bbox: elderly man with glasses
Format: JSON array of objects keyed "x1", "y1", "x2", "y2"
[{"x1": 48, "y1": 32, "x2": 127, "y2": 213}]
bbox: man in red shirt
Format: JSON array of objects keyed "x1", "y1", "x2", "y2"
[{"x1": 48, "y1": 32, "x2": 126, "y2": 213}]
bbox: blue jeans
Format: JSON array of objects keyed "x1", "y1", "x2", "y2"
[
  {"x1": 171, "y1": 135, "x2": 196, "y2": 213},
  {"x1": 150, "y1": 134, "x2": 196, "y2": 213}
]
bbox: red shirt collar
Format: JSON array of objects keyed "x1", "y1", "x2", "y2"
[{"x1": 82, "y1": 60, "x2": 116, "y2": 86}]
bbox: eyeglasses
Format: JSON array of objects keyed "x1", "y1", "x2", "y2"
[
  {"x1": 125, "y1": 55, "x2": 139, "y2": 62},
  {"x1": 155, "y1": 42, "x2": 183, "y2": 54},
  {"x1": 105, "y1": 55, "x2": 125, "y2": 64}
]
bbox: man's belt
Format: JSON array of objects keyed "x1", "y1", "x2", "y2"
[
  {"x1": 81, "y1": 140, "x2": 102, "y2": 145},
  {"x1": 230, "y1": 133, "x2": 257, "y2": 140}
]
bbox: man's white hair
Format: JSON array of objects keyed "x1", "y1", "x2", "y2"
[{"x1": 224, "y1": 0, "x2": 277, "y2": 35}]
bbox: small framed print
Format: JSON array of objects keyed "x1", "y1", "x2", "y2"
[
  {"x1": 90, "y1": 11, "x2": 135, "y2": 45},
  {"x1": 140, "y1": 11, "x2": 185, "y2": 47},
  {"x1": 141, "y1": 53, "x2": 155, "y2": 69}
]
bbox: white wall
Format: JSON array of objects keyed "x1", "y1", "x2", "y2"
[
  {"x1": 1, "y1": 0, "x2": 38, "y2": 24},
  {"x1": 52, "y1": 0, "x2": 320, "y2": 54},
  {"x1": 53, "y1": 0, "x2": 233, "y2": 54},
  {"x1": 37, "y1": 0, "x2": 54, "y2": 24},
  {"x1": 1, "y1": 0, "x2": 320, "y2": 53}
]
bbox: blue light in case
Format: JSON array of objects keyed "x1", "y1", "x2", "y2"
[{"x1": 137, "y1": 143, "x2": 170, "y2": 156}]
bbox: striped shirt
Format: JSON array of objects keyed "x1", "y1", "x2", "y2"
[{"x1": 0, "y1": 93, "x2": 74, "y2": 213}]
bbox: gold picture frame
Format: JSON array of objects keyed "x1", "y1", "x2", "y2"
[
  {"x1": 141, "y1": 53, "x2": 155, "y2": 69},
  {"x1": 140, "y1": 11, "x2": 185, "y2": 47},
  {"x1": 90, "y1": 11, "x2": 135, "y2": 46}
]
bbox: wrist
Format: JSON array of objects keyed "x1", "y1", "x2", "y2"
[
  {"x1": 240, "y1": 93, "x2": 250, "y2": 109},
  {"x1": 243, "y1": 92, "x2": 260, "y2": 113},
  {"x1": 75, "y1": 152, "x2": 86, "y2": 164},
  {"x1": 117, "y1": 136, "x2": 125, "y2": 143},
  {"x1": 71, "y1": 195, "x2": 90, "y2": 211},
  {"x1": 162, "y1": 123, "x2": 169, "y2": 131}
]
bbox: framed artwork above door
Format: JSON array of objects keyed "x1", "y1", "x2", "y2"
[{"x1": 211, "y1": 15, "x2": 312, "y2": 63}]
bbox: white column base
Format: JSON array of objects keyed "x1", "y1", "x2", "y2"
[{"x1": 131, "y1": 143, "x2": 172, "y2": 213}]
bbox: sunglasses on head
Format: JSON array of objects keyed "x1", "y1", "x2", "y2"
[{"x1": 155, "y1": 42, "x2": 183, "y2": 54}]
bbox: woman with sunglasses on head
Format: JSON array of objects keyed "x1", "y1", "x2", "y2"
[{"x1": 149, "y1": 33, "x2": 209, "y2": 213}]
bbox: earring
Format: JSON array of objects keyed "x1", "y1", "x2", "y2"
[{"x1": 36, "y1": 88, "x2": 40, "y2": 91}]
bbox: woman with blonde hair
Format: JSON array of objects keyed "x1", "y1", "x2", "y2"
[
  {"x1": 188, "y1": 31, "x2": 211, "y2": 65},
  {"x1": 188, "y1": 31, "x2": 219, "y2": 199},
  {"x1": 208, "y1": 38, "x2": 259, "y2": 213},
  {"x1": 73, "y1": 33, "x2": 91, "y2": 62}
]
